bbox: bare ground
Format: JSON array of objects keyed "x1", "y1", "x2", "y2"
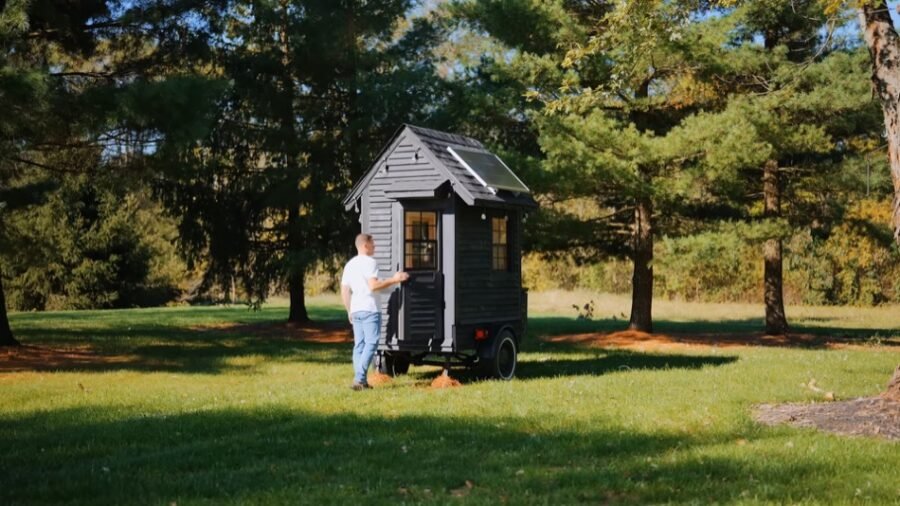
[
  {"x1": 0, "y1": 344, "x2": 138, "y2": 373},
  {"x1": 0, "y1": 321, "x2": 352, "y2": 373},
  {"x1": 754, "y1": 397, "x2": 900, "y2": 441},
  {"x1": 545, "y1": 329, "x2": 900, "y2": 352}
]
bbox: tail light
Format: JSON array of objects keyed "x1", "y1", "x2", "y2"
[{"x1": 474, "y1": 328, "x2": 489, "y2": 341}]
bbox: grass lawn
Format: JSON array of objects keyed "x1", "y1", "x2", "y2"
[{"x1": 2, "y1": 293, "x2": 899, "y2": 505}]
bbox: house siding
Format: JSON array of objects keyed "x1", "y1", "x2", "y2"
[
  {"x1": 455, "y1": 203, "x2": 522, "y2": 327},
  {"x1": 363, "y1": 134, "x2": 445, "y2": 339}
]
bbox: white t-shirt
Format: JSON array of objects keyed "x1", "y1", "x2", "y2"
[{"x1": 341, "y1": 255, "x2": 380, "y2": 314}]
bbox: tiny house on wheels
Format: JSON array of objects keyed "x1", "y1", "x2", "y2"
[{"x1": 342, "y1": 125, "x2": 537, "y2": 380}]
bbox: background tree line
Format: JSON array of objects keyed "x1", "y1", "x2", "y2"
[{"x1": 2, "y1": 0, "x2": 900, "y2": 345}]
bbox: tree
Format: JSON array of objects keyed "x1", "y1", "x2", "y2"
[
  {"x1": 852, "y1": 1, "x2": 900, "y2": 247},
  {"x1": 0, "y1": 0, "x2": 112, "y2": 346},
  {"x1": 0, "y1": 178, "x2": 57, "y2": 345},
  {"x1": 0, "y1": 0, "x2": 223, "y2": 344},
  {"x1": 461, "y1": 0, "x2": 743, "y2": 332},
  {"x1": 3, "y1": 174, "x2": 188, "y2": 311},
  {"x1": 158, "y1": 0, "x2": 451, "y2": 322},
  {"x1": 676, "y1": 2, "x2": 881, "y2": 334}
]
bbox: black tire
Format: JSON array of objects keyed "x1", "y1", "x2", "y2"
[
  {"x1": 376, "y1": 352, "x2": 410, "y2": 376},
  {"x1": 478, "y1": 331, "x2": 517, "y2": 380}
]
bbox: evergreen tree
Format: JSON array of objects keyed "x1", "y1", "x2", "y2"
[
  {"x1": 461, "y1": 0, "x2": 733, "y2": 332},
  {"x1": 158, "y1": 1, "x2": 450, "y2": 322},
  {"x1": 4, "y1": 174, "x2": 187, "y2": 310},
  {"x1": 674, "y1": 2, "x2": 881, "y2": 334},
  {"x1": 0, "y1": 0, "x2": 223, "y2": 345}
]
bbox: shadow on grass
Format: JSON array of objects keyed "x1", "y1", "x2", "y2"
[
  {"x1": 0, "y1": 406, "x2": 878, "y2": 504},
  {"x1": 423, "y1": 349, "x2": 739, "y2": 384},
  {"x1": 4, "y1": 309, "x2": 893, "y2": 375},
  {"x1": 6, "y1": 310, "x2": 353, "y2": 374},
  {"x1": 515, "y1": 350, "x2": 737, "y2": 380},
  {"x1": 1, "y1": 336, "x2": 350, "y2": 374}
]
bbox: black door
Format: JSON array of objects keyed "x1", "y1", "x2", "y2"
[{"x1": 401, "y1": 210, "x2": 443, "y2": 350}]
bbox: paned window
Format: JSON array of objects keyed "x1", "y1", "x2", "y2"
[
  {"x1": 492, "y1": 216, "x2": 509, "y2": 271},
  {"x1": 404, "y1": 211, "x2": 437, "y2": 270}
]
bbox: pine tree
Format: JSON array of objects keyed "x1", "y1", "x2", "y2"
[
  {"x1": 673, "y1": 2, "x2": 880, "y2": 334},
  {"x1": 157, "y1": 1, "x2": 450, "y2": 321},
  {"x1": 462, "y1": 1, "x2": 735, "y2": 332},
  {"x1": 0, "y1": 0, "x2": 223, "y2": 345}
]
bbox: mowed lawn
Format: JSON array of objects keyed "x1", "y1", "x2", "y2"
[{"x1": 2, "y1": 293, "x2": 899, "y2": 505}]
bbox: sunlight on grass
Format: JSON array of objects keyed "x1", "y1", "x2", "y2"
[
  {"x1": 531, "y1": 289, "x2": 900, "y2": 337},
  {"x1": 1, "y1": 293, "x2": 898, "y2": 504}
]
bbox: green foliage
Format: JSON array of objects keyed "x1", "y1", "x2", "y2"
[
  {"x1": 1, "y1": 0, "x2": 898, "y2": 320},
  {"x1": 3, "y1": 175, "x2": 188, "y2": 310},
  {"x1": 655, "y1": 230, "x2": 761, "y2": 302},
  {"x1": 0, "y1": 0, "x2": 225, "y2": 321},
  {"x1": 523, "y1": 253, "x2": 633, "y2": 294},
  {"x1": 789, "y1": 200, "x2": 900, "y2": 305},
  {"x1": 158, "y1": 0, "x2": 453, "y2": 309},
  {"x1": 527, "y1": 201, "x2": 900, "y2": 307}
]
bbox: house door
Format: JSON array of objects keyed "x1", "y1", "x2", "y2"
[{"x1": 400, "y1": 209, "x2": 444, "y2": 349}]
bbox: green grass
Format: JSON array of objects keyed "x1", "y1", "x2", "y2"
[{"x1": 2, "y1": 294, "x2": 899, "y2": 505}]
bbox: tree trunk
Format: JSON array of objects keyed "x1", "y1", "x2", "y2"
[
  {"x1": 0, "y1": 274, "x2": 20, "y2": 347},
  {"x1": 763, "y1": 160, "x2": 788, "y2": 335},
  {"x1": 859, "y1": 2, "x2": 900, "y2": 246},
  {"x1": 288, "y1": 269, "x2": 309, "y2": 323},
  {"x1": 629, "y1": 193, "x2": 653, "y2": 333},
  {"x1": 277, "y1": 0, "x2": 309, "y2": 325},
  {"x1": 857, "y1": 2, "x2": 900, "y2": 405}
]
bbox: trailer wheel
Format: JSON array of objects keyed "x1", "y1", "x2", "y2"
[
  {"x1": 376, "y1": 352, "x2": 410, "y2": 376},
  {"x1": 479, "y1": 330, "x2": 517, "y2": 380}
]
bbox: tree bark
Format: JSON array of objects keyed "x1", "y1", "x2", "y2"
[
  {"x1": 859, "y1": 2, "x2": 900, "y2": 246},
  {"x1": 629, "y1": 193, "x2": 653, "y2": 333},
  {"x1": 763, "y1": 160, "x2": 789, "y2": 335},
  {"x1": 0, "y1": 273, "x2": 20, "y2": 346},
  {"x1": 288, "y1": 268, "x2": 309, "y2": 323}
]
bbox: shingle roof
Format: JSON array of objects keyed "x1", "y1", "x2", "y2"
[{"x1": 343, "y1": 124, "x2": 538, "y2": 210}]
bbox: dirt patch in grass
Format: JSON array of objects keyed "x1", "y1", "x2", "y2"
[
  {"x1": 191, "y1": 320, "x2": 352, "y2": 343},
  {"x1": 367, "y1": 372, "x2": 393, "y2": 387},
  {"x1": 1, "y1": 321, "x2": 353, "y2": 373},
  {"x1": 754, "y1": 397, "x2": 900, "y2": 441},
  {"x1": 546, "y1": 329, "x2": 900, "y2": 352},
  {"x1": 0, "y1": 345, "x2": 137, "y2": 373},
  {"x1": 431, "y1": 371, "x2": 462, "y2": 389},
  {"x1": 755, "y1": 367, "x2": 900, "y2": 441}
]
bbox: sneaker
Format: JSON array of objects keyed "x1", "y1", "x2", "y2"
[{"x1": 350, "y1": 382, "x2": 371, "y2": 391}]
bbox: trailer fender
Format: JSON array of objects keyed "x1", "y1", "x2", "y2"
[{"x1": 477, "y1": 325, "x2": 517, "y2": 360}]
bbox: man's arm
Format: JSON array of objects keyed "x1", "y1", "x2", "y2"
[
  {"x1": 341, "y1": 285, "x2": 352, "y2": 322},
  {"x1": 368, "y1": 271, "x2": 409, "y2": 292}
]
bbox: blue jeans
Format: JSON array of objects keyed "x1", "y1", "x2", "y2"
[{"x1": 351, "y1": 311, "x2": 381, "y2": 384}]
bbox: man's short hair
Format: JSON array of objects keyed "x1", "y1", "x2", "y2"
[{"x1": 355, "y1": 233, "x2": 373, "y2": 248}]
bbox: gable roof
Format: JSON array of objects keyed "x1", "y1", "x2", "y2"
[{"x1": 343, "y1": 124, "x2": 538, "y2": 210}]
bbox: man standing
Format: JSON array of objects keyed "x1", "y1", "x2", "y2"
[{"x1": 341, "y1": 233, "x2": 409, "y2": 390}]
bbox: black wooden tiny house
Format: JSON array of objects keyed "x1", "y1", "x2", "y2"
[{"x1": 343, "y1": 125, "x2": 537, "y2": 379}]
